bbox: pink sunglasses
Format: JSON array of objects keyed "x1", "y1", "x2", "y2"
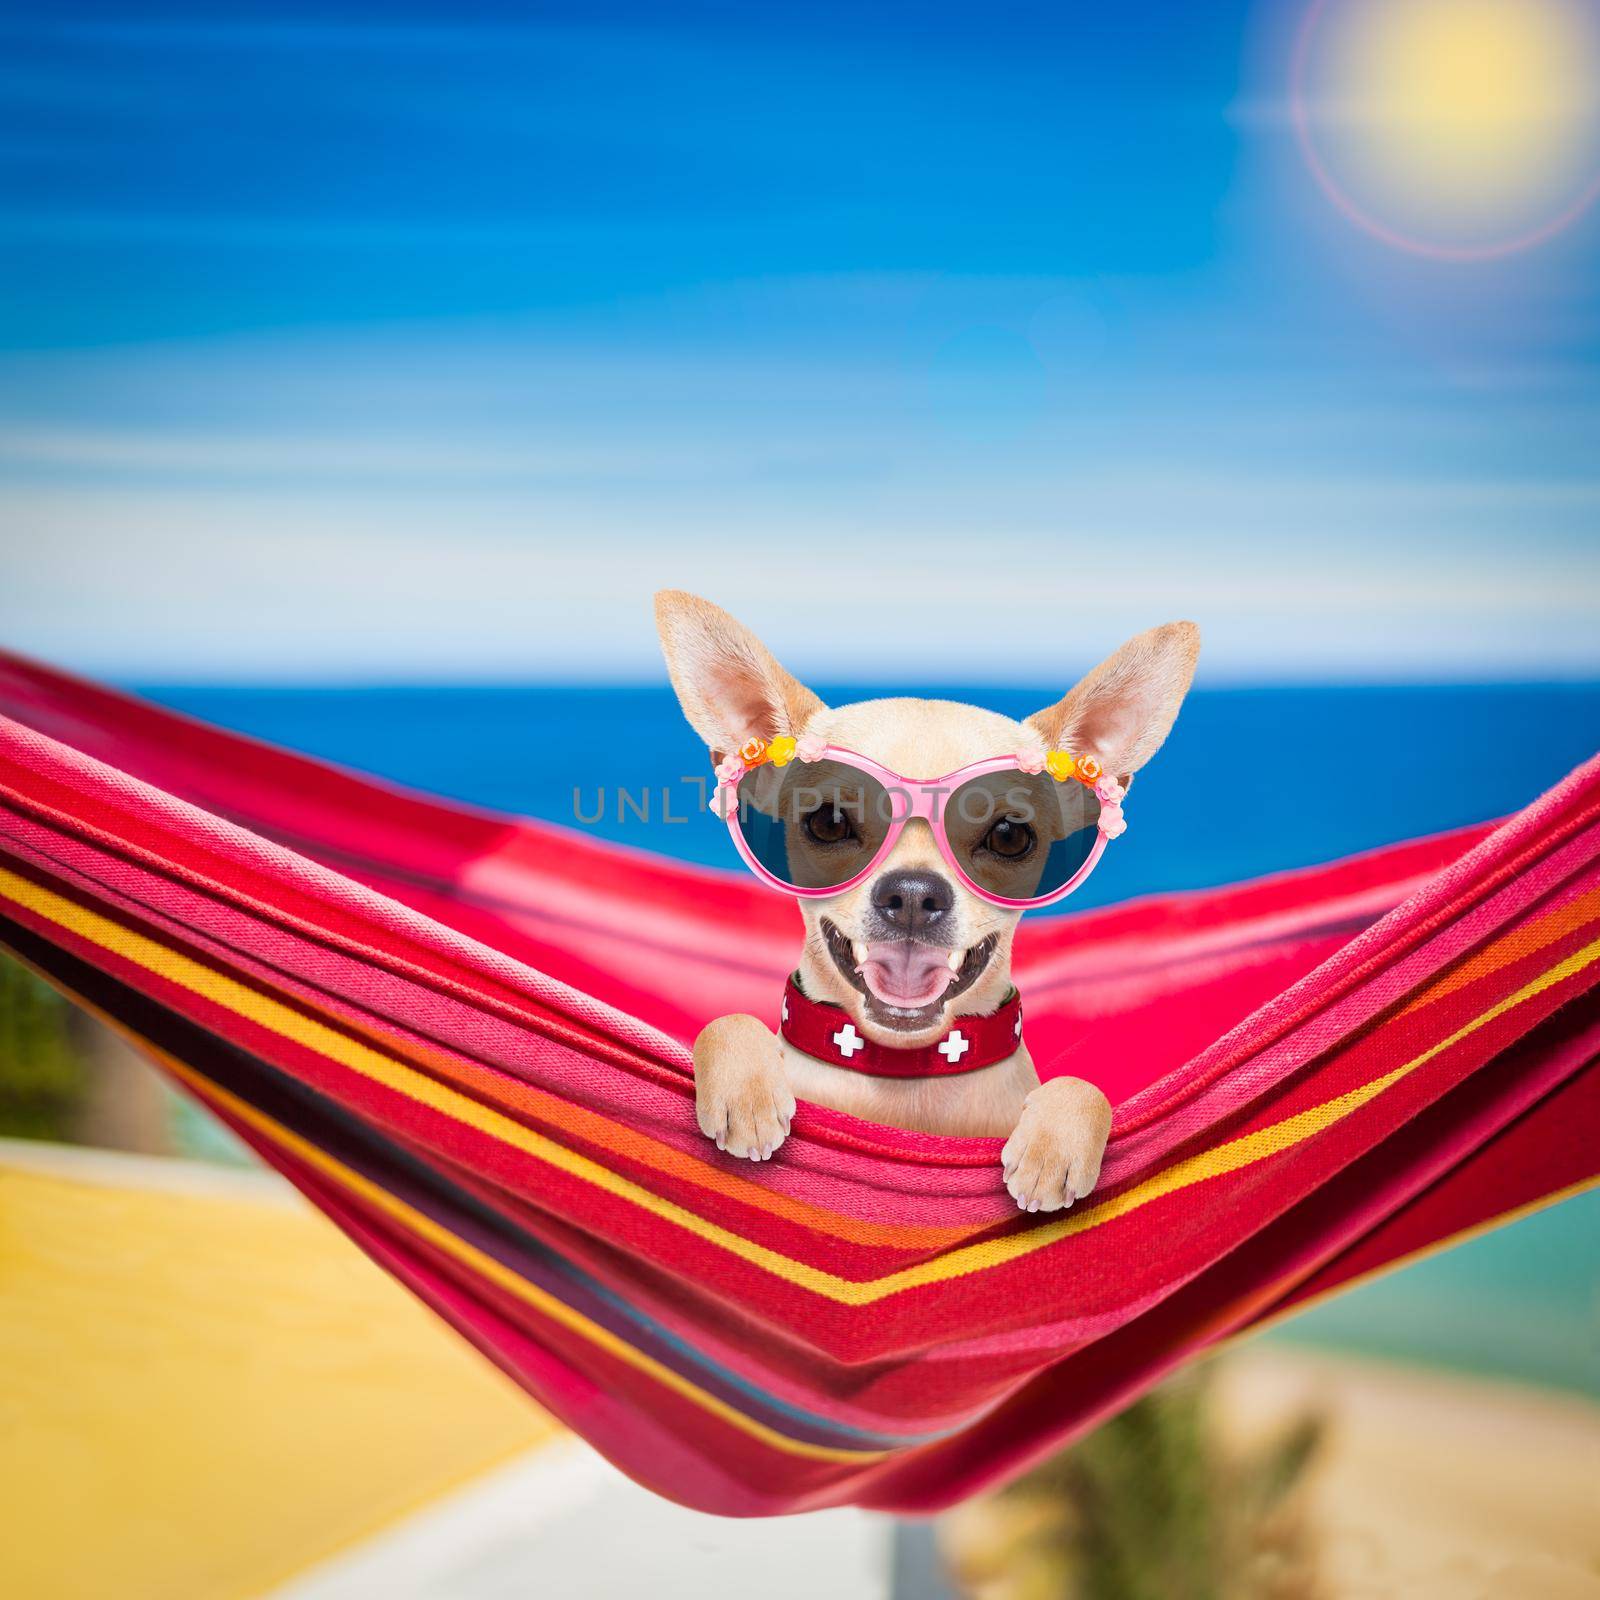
[{"x1": 714, "y1": 735, "x2": 1127, "y2": 910}]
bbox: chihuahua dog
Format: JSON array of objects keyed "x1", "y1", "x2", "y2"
[{"x1": 655, "y1": 591, "x2": 1198, "y2": 1211}]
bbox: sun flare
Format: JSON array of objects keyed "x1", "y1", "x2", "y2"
[{"x1": 1294, "y1": 0, "x2": 1600, "y2": 257}]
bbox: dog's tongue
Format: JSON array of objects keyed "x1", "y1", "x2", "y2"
[{"x1": 857, "y1": 941, "x2": 952, "y2": 1008}]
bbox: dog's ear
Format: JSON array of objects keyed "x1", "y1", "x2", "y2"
[
  {"x1": 654, "y1": 590, "x2": 825, "y2": 761},
  {"x1": 1027, "y1": 622, "x2": 1199, "y2": 785}
]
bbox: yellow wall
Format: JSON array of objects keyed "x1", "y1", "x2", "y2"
[{"x1": 0, "y1": 1141, "x2": 556, "y2": 1600}]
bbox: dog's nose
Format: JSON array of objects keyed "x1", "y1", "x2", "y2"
[{"x1": 871, "y1": 870, "x2": 954, "y2": 937}]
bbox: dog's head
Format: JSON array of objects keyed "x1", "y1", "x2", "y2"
[{"x1": 656, "y1": 590, "x2": 1198, "y2": 1048}]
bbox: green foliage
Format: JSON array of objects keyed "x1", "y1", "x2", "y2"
[
  {"x1": 0, "y1": 950, "x2": 87, "y2": 1140},
  {"x1": 941, "y1": 1368, "x2": 1325, "y2": 1600}
]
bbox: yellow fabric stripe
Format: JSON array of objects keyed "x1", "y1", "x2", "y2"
[
  {"x1": 343, "y1": 1019, "x2": 970, "y2": 1252},
  {"x1": 156, "y1": 1056, "x2": 885, "y2": 1466},
  {"x1": 0, "y1": 932, "x2": 880, "y2": 1468},
  {"x1": 879, "y1": 928, "x2": 1600, "y2": 1294},
  {"x1": 0, "y1": 866, "x2": 873, "y2": 1298},
  {"x1": 2, "y1": 865, "x2": 1594, "y2": 1305}
]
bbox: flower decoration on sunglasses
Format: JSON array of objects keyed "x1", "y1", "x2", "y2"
[
  {"x1": 1022, "y1": 747, "x2": 1110, "y2": 792},
  {"x1": 722, "y1": 736, "x2": 1116, "y2": 795},
  {"x1": 716, "y1": 731, "x2": 822, "y2": 786}
]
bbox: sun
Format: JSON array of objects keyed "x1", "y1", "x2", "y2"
[{"x1": 1293, "y1": 0, "x2": 1600, "y2": 258}]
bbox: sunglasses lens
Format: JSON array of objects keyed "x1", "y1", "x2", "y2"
[
  {"x1": 733, "y1": 759, "x2": 897, "y2": 891},
  {"x1": 945, "y1": 770, "x2": 1102, "y2": 903}
]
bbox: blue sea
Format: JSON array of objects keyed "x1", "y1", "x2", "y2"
[{"x1": 141, "y1": 682, "x2": 1600, "y2": 1395}]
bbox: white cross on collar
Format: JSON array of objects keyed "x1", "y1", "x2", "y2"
[
  {"x1": 938, "y1": 1029, "x2": 970, "y2": 1064},
  {"x1": 832, "y1": 1023, "x2": 865, "y2": 1058}
]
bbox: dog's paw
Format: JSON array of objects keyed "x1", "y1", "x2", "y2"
[
  {"x1": 1000, "y1": 1076, "x2": 1112, "y2": 1213},
  {"x1": 692, "y1": 1015, "x2": 796, "y2": 1162},
  {"x1": 699, "y1": 1060, "x2": 795, "y2": 1162}
]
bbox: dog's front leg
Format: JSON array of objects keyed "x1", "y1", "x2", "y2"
[
  {"x1": 692, "y1": 1013, "x2": 796, "y2": 1162},
  {"x1": 1001, "y1": 1076, "x2": 1112, "y2": 1212}
]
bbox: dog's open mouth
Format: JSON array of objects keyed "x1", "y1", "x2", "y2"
[{"x1": 822, "y1": 918, "x2": 998, "y2": 1031}]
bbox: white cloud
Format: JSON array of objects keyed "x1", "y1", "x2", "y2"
[
  {"x1": 3, "y1": 479, "x2": 1595, "y2": 683},
  {"x1": 0, "y1": 426, "x2": 811, "y2": 482}
]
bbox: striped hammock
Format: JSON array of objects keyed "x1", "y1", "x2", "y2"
[{"x1": 1, "y1": 651, "x2": 1596, "y2": 1516}]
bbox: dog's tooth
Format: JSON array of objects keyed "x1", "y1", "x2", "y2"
[
  {"x1": 851, "y1": 939, "x2": 869, "y2": 966},
  {"x1": 947, "y1": 948, "x2": 964, "y2": 973}
]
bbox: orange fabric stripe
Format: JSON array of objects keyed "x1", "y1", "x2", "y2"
[
  {"x1": 341, "y1": 1011, "x2": 976, "y2": 1252},
  {"x1": 156, "y1": 1056, "x2": 887, "y2": 1465},
  {"x1": 1397, "y1": 884, "x2": 1600, "y2": 1017}
]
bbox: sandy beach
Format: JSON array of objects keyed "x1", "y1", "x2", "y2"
[{"x1": 1216, "y1": 1349, "x2": 1600, "y2": 1600}]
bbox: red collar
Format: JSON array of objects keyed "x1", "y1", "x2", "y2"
[{"x1": 779, "y1": 973, "x2": 1022, "y2": 1078}]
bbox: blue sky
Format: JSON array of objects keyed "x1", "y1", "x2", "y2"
[{"x1": 1, "y1": 1, "x2": 1597, "y2": 682}]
